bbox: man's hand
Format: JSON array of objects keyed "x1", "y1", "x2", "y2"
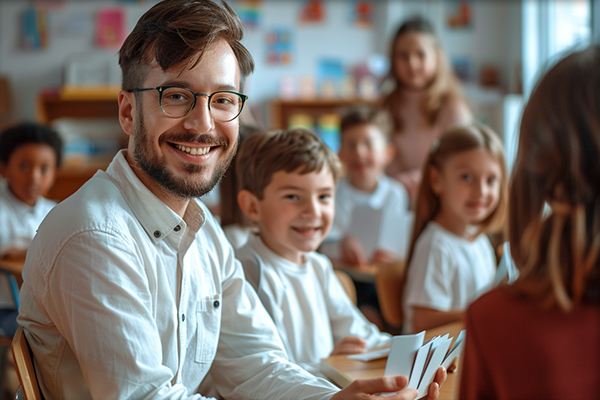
[
  {"x1": 341, "y1": 236, "x2": 368, "y2": 267},
  {"x1": 330, "y1": 367, "x2": 446, "y2": 400},
  {"x1": 330, "y1": 336, "x2": 367, "y2": 356}
]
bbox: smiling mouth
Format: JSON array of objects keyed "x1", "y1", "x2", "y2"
[
  {"x1": 173, "y1": 143, "x2": 212, "y2": 155},
  {"x1": 293, "y1": 226, "x2": 321, "y2": 235}
]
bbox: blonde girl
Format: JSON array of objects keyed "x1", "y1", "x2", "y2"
[
  {"x1": 382, "y1": 17, "x2": 472, "y2": 205},
  {"x1": 402, "y1": 124, "x2": 508, "y2": 333},
  {"x1": 460, "y1": 45, "x2": 600, "y2": 399}
]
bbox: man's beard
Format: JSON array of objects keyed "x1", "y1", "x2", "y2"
[{"x1": 132, "y1": 109, "x2": 237, "y2": 199}]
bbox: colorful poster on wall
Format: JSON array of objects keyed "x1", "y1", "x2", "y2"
[
  {"x1": 351, "y1": 0, "x2": 373, "y2": 28},
  {"x1": 236, "y1": 0, "x2": 262, "y2": 30},
  {"x1": 446, "y1": 0, "x2": 472, "y2": 29},
  {"x1": 95, "y1": 8, "x2": 126, "y2": 49},
  {"x1": 21, "y1": 7, "x2": 48, "y2": 51},
  {"x1": 265, "y1": 28, "x2": 292, "y2": 65},
  {"x1": 299, "y1": 0, "x2": 325, "y2": 25}
]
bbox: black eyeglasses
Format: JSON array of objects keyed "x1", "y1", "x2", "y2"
[{"x1": 127, "y1": 86, "x2": 248, "y2": 122}]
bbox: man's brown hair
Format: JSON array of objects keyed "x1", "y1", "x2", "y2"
[
  {"x1": 236, "y1": 128, "x2": 341, "y2": 200},
  {"x1": 119, "y1": 0, "x2": 254, "y2": 90}
]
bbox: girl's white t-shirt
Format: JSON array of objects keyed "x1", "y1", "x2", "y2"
[{"x1": 403, "y1": 221, "x2": 496, "y2": 333}]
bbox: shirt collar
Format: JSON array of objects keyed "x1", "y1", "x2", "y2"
[{"x1": 105, "y1": 150, "x2": 206, "y2": 243}]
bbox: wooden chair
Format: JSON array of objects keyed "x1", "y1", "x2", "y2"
[
  {"x1": 334, "y1": 269, "x2": 357, "y2": 305},
  {"x1": 11, "y1": 327, "x2": 42, "y2": 400},
  {"x1": 1, "y1": 267, "x2": 21, "y2": 397},
  {"x1": 375, "y1": 260, "x2": 406, "y2": 329}
]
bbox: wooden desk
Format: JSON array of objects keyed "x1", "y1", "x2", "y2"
[
  {"x1": 320, "y1": 322, "x2": 464, "y2": 399},
  {"x1": 332, "y1": 261, "x2": 378, "y2": 284},
  {"x1": 0, "y1": 255, "x2": 26, "y2": 288}
]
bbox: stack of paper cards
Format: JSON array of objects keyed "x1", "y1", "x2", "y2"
[{"x1": 383, "y1": 330, "x2": 466, "y2": 399}]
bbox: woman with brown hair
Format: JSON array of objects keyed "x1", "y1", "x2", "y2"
[
  {"x1": 382, "y1": 17, "x2": 472, "y2": 206},
  {"x1": 460, "y1": 45, "x2": 600, "y2": 399}
]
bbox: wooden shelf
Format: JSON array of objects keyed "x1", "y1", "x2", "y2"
[
  {"x1": 37, "y1": 86, "x2": 122, "y2": 201},
  {"x1": 270, "y1": 98, "x2": 375, "y2": 129},
  {"x1": 37, "y1": 86, "x2": 120, "y2": 124}
]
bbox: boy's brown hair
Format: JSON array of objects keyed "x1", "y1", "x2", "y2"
[
  {"x1": 340, "y1": 105, "x2": 393, "y2": 142},
  {"x1": 236, "y1": 128, "x2": 341, "y2": 200},
  {"x1": 118, "y1": 0, "x2": 254, "y2": 91}
]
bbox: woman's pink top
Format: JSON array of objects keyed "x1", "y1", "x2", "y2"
[
  {"x1": 386, "y1": 90, "x2": 472, "y2": 177},
  {"x1": 460, "y1": 286, "x2": 600, "y2": 400}
]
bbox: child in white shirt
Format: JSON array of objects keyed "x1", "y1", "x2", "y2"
[
  {"x1": 0, "y1": 122, "x2": 62, "y2": 335},
  {"x1": 234, "y1": 129, "x2": 393, "y2": 374},
  {"x1": 321, "y1": 105, "x2": 410, "y2": 266},
  {"x1": 403, "y1": 123, "x2": 507, "y2": 334}
]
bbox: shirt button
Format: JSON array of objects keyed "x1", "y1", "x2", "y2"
[
  {"x1": 153, "y1": 230, "x2": 161, "y2": 238},
  {"x1": 213, "y1": 300, "x2": 220, "y2": 308},
  {"x1": 182, "y1": 314, "x2": 185, "y2": 322},
  {"x1": 174, "y1": 225, "x2": 181, "y2": 232}
]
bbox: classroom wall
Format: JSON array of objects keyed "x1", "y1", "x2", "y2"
[{"x1": 0, "y1": 0, "x2": 521, "y2": 128}]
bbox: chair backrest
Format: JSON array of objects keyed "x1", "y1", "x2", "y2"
[
  {"x1": 375, "y1": 260, "x2": 406, "y2": 328},
  {"x1": 11, "y1": 326, "x2": 42, "y2": 400},
  {"x1": 334, "y1": 269, "x2": 357, "y2": 305}
]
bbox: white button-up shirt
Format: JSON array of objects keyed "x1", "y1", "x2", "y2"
[
  {"x1": 0, "y1": 180, "x2": 56, "y2": 308},
  {"x1": 18, "y1": 150, "x2": 338, "y2": 400}
]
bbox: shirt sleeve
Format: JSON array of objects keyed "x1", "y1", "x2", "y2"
[
  {"x1": 207, "y1": 251, "x2": 339, "y2": 400},
  {"x1": 405, "y1": 237, "x2": 455, "y2": 312},
  {"x1": 42, "y1": 230, "x2": 210, "y2": 400},
  {"x1": 321, "y1": 258, "x2": 391, "y2": 350},
  {"x1": 439, "y1": 100, "x2": 473, "y2": 130}
]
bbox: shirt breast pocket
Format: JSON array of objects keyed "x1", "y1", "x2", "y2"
[{"x1": 195, "y1": 293, "x2": 222, "y2": 364}]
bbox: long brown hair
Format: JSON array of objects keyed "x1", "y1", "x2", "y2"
[
  {"x1": 406, "y1": 124, "x2": 508, "y2": 267},
  {"x1": 509, "y1": 45, "x2": 600, "y2": 311},
  {"x1": 381, "y1": 17, "x2": 467, "y2": 132},
  {"x1": 119, "y1": 0, "x2": 254, "y2": 90}
]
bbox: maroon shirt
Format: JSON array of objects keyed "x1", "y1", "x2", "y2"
[{"x1": 460, "y1": 287, "x2": 600, "y2": 399}]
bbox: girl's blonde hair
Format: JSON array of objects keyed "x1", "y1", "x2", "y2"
[
  {"x1": 509, "y1": 45, "x2": 600, "y2": 311},
  {"x1": 381, "y1": 17, "x2": 467, "y2": 132},
  {"x1": 406, "y1": 124, "x2": 508, "y2": 267}
]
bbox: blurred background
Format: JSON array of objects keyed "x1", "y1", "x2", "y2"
[{"x1": 0, "y1": 0, "x2": 597, "y2": 201}]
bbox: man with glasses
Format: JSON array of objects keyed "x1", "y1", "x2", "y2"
[{"x1": 18, "y1": 1, "x2": 444, "y2": 399}]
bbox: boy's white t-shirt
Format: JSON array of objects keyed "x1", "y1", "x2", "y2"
[
  {"x1": 236, "y1": 234, "x2": 391, "y2": 375},
  {"x1": 403, "y1": 221, "x2": 496, "y2": 334},
  {"x1": 321, "y1": 175, "x2": 410, "y2": 259},
  {"x1": 0, "y1": 181, "x2": 56, "y2": 308}
]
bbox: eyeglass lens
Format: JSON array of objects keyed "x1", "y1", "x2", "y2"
[{"x1": 160, "y1": 88, "x2": 243, "y2": 121}]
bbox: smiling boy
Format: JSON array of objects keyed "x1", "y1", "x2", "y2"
[{"x1": 236, "y1": 129, "x2": 412, "y2": 375}]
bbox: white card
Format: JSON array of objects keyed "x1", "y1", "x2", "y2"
[
  {"x1": 347, "y1": 206, "x2": 381, "y2": 259},
  {"x1": 347, "y1": 347, "x2": 390, "y2": 361},
  {"x1": 378, "y1": 209, "x2": 414, "y2": 258},
  {"x1": 347, "y1": 206, "x2": 414, "y2": 259},
  {"x1": 416, "y1": 337, "x2": 453, "y2": 398},
  {"x1": 442, "y1": 330, "x2": 466, "y2": 370},
  {"x1": 407, "y1": 340, "x2": 433, "y2": 389},
  {"x1": 383, "y1": 331, "x2": 425, "y2": 378}
]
